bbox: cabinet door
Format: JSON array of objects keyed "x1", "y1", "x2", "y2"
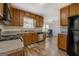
[
  {"x1": 60, "y1": 6, "x2": 69, "y2": 26},
  {"x1": 36, "y1": 16, "x2": 43, "y2": 27},
  {"x1": 30, "y1": 14, "x2": 36, "y2": 19},
  {"x1": 36, "y1": 16, "x2": 39, "y2": 27},
  {"x1": 22, "y1": 33, "x2": 29, "y2": 45},
  {"x1": 22, "y1": 33, "x2": 33, "y2": 45},
  {"x1": 20, "y1": 10, "x2": 24, "y2": 26},
  {"x1": 32, "y1": 33, "x2": 38, "y2": 43},
  {"x1": 13, "y1": 8, "x2": 20, "y2": 26},
  {"x1": 69, "y1": 3, "x2": 79, "y2": 16},
  {"x1": 0, "y1": 3, "x2": 3, "y2": 18},
  {"x1": 10, "y1": 7, "x2": 14, "y2": 25},
  {"x1": 58, "y1": 34, "x2": 67, "y2": 51},
  {"x1": 10, "y1": 8, "x2": 24, "y2": 26},
  {"x1": 39, "y1": 17, "x2": 43, "y2": 27},
  {"x1": 28, "y1": 33, "x2": 33, "y2": 45}
]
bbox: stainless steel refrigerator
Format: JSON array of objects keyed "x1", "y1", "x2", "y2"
[{"x1": 67, "y1": 15, "x2": 79, "y2": 56}]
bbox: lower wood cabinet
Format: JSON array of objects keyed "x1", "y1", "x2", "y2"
[
  {"x1": 22, "y1": 32, "x2": 38, "y2": 46},
  {"x1": 58, "y1": 34, "x2": 67, "y2": 51},
  {"x1": 22, "y1": 32, "x2": 46, "y2": 46},
  {"x1": 32, "y1": 32, "x2": 38, "y2": 43}
]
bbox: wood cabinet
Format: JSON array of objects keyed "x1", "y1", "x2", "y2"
[
  {"x1": 36, "y1": 16, "x2": 43, "y2": 27},
  {"x1": 20, "y1": 10, "x2": 24, "y2": 26},
  {"x1": 10, "y1": 7, "x2": 43, "y2": 27},
  {"x1": 32, "y1": 32, "x2": 38, "y2": 43},
  {"x1": 22, "y1": 32, "x2": 38, "y2": 46},
  {"x1": 39, "y1": 17, "x2": 43, "y2": 27},
  {"x1": 10, "y1": 7, "x2": 20, "y2": 26},
  {"x1": 60, "y1": 3, "x2": 79, "y2": 26},
  {"x1": 10, "y1": 7, "x2": 24, "y2": 26},
  {"x1": 22, "y1": 33, "x2": 31, "y2": 45},
  {"x1": 0, "y1": 3, "x2": 3, "y2": 19},
  {"x1": 36, "y1": 16, "x2": 40, "y2": 27},
  {"x1": 58, "y1": 34, "x2": 67, "y2": 51},
  {"x1": 69, "y1": 3, "x2": 79, "y2": 17},
  {"x1": 25, "y1": 12, "x2": 43, "y2": 27},
  {"x1": 60, "y1": 6, "x2": 69, "y2": 26},
  {"x1": 13, "y1": 8, "x2": 20, "y2": 26},
  {"x1": 43, "y1": 32, "x2": 46, "y2": 41},
  {"x1": 10, "y1": 7, "x2": 14, "y2": 25}
]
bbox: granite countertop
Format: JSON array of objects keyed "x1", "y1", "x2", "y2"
[
  {"x1": 1, "y1": 31, "x2": 21, "y2": 36},
  {"x1": 59, "y1": 32, "x2": 68, "y2": 35},
  {"x1": 0, "y1": 39, "x2": 24, "y2": 54}
]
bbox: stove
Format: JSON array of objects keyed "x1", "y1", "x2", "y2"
[
  {"x1": 0, "y1": 31, "x2": 21, "y2": 41},
  {"x1": 0, "y1": 35, "x2": 20, "y2": 41}
]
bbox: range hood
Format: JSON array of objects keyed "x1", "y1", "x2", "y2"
[
  {"x1": 1, "y1": 3, "x2": 11, "y2": 25},
  {"x1": 0, "y1": 13, "x2": 3, "y2": 19}
]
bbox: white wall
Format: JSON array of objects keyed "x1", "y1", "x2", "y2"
[{"x1": 44, "y1": 4, "x2": 61, "y2": 36}]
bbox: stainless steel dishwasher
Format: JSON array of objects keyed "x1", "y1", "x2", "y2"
[{"x1": 38, "y1": 32, "x2": 43, "y2": 42}]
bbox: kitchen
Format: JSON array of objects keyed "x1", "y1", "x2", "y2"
[{"x1": 0, "y1": 3, "x2": 79, "y2": 56}]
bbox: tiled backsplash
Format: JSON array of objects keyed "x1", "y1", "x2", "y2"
[
  {"x1": 0, "y1": 25, "x2": 22, "y2": 32},
  {"x1": 0, "y1": 24, "x2": 44, "y2": 32},
  {"x1": 0, "y1": 24, "x2": 4, "y2": 32},
  {"x1": 3, "y1": 26, "x2": 22, "y2": 32},
  {"x1": 60, "y1": 26, "x2": 68, "y2": 33}
]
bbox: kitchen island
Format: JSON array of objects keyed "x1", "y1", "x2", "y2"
[{"x1": 0, "y1": 39, "x2": 24, "y2": 56}]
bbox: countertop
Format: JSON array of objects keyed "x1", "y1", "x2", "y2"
[
  {"x1": 0, "y1": 39, "x2": 24, "y2": 53},
  {"x1": 1, "y1": 31, "x2": 45, "y2": 35},
  {"x1": 0, "y1": 30, "x2": 45, "y2": 53}
]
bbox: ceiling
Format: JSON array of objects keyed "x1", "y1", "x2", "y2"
[{"x1": 11, "y1": 3, "x2": 71, "y2": 16}]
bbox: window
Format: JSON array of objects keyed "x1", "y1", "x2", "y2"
[
  {"x1": 23, "y1": 17, "x2": 36, "y2": 29},
  {"x1": 43, "y1": 24, "x2": 49, "y2": 32}
]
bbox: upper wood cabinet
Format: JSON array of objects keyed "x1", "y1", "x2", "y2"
[
  {"x1": 19, "y1": 10, "x2": 24, "y2": 26},
  {"x1": 10, "y1": 7, "x2": 24, "y2": 26},
  {"x1": 60, "y1": 6, "x2": 69, "y2": 26},
  {"x1": 36, "y1": 16, "x2": 43, "y2": 27},
  {"x1": 0, "y1": 3, "x2": 3, "y2": 19},
  {"x1": 10, "y1": 7, "x2": 14, "y2": 25},
  {"x1": 10, "y1": 7, "x2": 43, "y2": 27},
  {"x1": 24, "y1": 12, "x2": 43, "y2": 27},
  {"x1": 13, "y1": 8, "x2": 20, "y2": 26},
  {"x1": 39, "y1": 17, "x2": 43, "y2": 27},
  {"x1": 69, "y1": 3, "x2": 79, "y2": 17},
  {"x1": 36, "y1": 16, "x2": 40, "y2": 27},
  {"x1": 60, "y1": 3, "x2": 79, "y2": 26}
]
